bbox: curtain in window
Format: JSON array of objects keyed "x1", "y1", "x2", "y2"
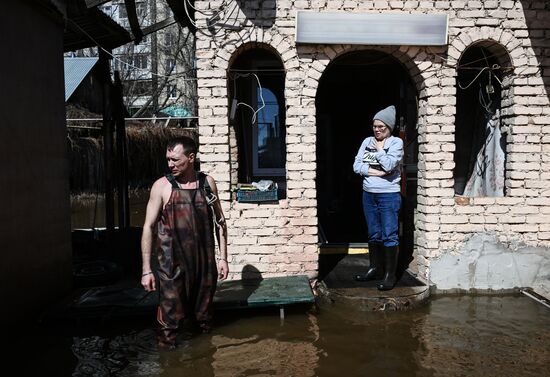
[{"x1": 463, "y1": 109, "x2": 505, "y2": 197}]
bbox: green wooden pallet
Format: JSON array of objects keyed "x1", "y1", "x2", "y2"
[{"x1": 214, "y1": 275, "x2": 315, "y2": 310}]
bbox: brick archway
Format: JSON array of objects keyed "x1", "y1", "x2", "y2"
[{"x1": 312, "y1": 46, "x2": 430, "y2": 276}]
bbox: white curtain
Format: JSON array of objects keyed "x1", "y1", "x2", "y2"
[{"x1": 463, "y1": 109, "x2": 505, "y2": 197}]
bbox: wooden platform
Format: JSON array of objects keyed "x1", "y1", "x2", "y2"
[{"x1": 214, "y1": 275, "x2": 315, "y2": 310}]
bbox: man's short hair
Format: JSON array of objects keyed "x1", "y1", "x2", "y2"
[{"x1": 167, "y1": 136, "x2": 197, "y2": 156}]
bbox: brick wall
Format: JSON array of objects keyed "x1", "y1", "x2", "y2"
[{"x1": 194, "y1": 0, "x2": 549, "y2": 288}]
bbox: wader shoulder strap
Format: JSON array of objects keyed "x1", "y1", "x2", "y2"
[
  {"x1": 198, "y1": 172, "x2": 225, "y2": 228},
  {"x1": 198, "y1": 171, "x2": 210, "y2": 192},
  {"x1": 198, "y1": 172, "x2": 217, "y2": 206},
  {"x1": 165, "y1": 173, "x2": 179, "y2": 189}
]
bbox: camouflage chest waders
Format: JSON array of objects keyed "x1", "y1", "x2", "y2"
[{"x1": 156, "y1": 172, "x2": 218, "y2": 347}]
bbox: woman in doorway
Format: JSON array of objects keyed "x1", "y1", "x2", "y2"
[{"x1": 352, "y1": 105, "x2": 404, "y2": 291}]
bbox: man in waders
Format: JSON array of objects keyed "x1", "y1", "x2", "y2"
[{"x1": 140, "y1": 136, "x2": 228, "y2": 349}]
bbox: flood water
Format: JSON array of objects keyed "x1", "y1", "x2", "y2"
[
  {"x1": 67, "y1": 194, "x2": 549, "y2": 376},
  {"x1": 71, "y1": 189, "x2": 149, "y2": 229},
  {"x1": 12, "y1": 295, "x2": 549, "y2": 376}
]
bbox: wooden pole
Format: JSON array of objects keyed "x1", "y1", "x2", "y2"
[
  {"x1": 99, "y1": 49, "x2": 115, "y2": 238},
  {"x1": 114, "y1": 71, "x2": 130, "y2": 229}
]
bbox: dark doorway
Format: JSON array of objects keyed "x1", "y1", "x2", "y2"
[{"x1": 316, "y1": 50, "x2": 418, "y2": 252}]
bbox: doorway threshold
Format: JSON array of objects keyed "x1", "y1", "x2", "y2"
[{"x1": 319, "y1": 243, "x2": 369, "y2": 255}]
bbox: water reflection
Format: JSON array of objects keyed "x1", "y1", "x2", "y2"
[
  {"x1": 156, "y1": 337, "x2": 217, "y2": 377},
  {"x1": 64, "y1": 191, "x2": 550, "y2": 376},
  {"x1": 22, "y1": 295, "x2": 549, "y2": 376},
  {"x1": 413, "y1": 296, "x2": 550, "y2": 377},
  {"x1": 71, "y1": 189, "x2": 149, "y2": 230},
  {"x1": 313, "y1": 304, "x2": 433, "y2": 377},
  {"x1": 210, "y1": 313, "x2": 320, "y2": 377}
]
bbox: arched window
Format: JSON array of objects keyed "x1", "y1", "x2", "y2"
[
  {"x1": 228, "y1": 48, "x2": 286, "y2": 196},
  {"x1": 454, "y1": 42, "x2": 511, "y2": 197}
]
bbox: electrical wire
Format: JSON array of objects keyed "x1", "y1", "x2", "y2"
[
  {"x1": 479, "y1": 85, "x2": 493, "y2": 114},
  {"x1": 183, "y1": 0, "x2": 250, "y2": 39},
  {"x1": 457, "y1": 66, "x2": 491, "y2": 90},
  {"x1": 231, "y1": 73, "x2": 266, "y2": 124},
  {"x1": 185, "y1": 0, "x2": 230, "y2": 17},
  {"x1": 414, "y1": 47, "x2": 516, "y2": 78},
  {"x1": 68, "y1": 18, "x2": 197, "y2": 80},
  {"x1": 183, "y1": 0, "x2": 227, "y2": 38},
  {"x1": 221, "y1": 1, "x2": 241, "y2": 29}
]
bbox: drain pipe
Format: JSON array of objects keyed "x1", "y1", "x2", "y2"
[{"x1": 520, "y1": 288, "x2": 550, "y2": 309}]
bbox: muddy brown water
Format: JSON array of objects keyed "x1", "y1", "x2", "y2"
[
  {"x1": 65, "y1": 193, "x2": 550, "y2": 376},
  {"x1": 11, "y1": 295, "x2": 550, "y2": 376}
]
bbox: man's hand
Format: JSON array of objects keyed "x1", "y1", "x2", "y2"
[
  {"x1": 217, "y1": 260, "x2": 229, "y2": 281},
  {"x1": 141, "y1": 273, "x2": 156, "y2": 292},
  {"x1": 368, "y1": 167, "x2": 387, "y2": 177}
]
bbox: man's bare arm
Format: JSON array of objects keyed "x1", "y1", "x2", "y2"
[
  {"x1": 141, "y1": 179, "x2": 164, "y2": 291},
  {"x1": 207, "y1": 176, "x2": 229, "y2": 280}
]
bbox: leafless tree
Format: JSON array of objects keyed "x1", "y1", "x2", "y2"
[{"x1": 68, "y1": 1, "x2": 197, "y2": 118}]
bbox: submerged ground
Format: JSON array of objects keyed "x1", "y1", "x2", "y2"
[
  {"x1": 61, "y1": 193, "x2": 550, "y2": 376},
  {"x1": 10, "y1": 294, "x2": 550, "y2": 377}
]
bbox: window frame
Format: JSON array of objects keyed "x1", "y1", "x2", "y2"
[
  {"x1": 165, "y1": 58, "x2": 176, "y2": 73},
  {"x1": 167, "y1": 84, "x2": 177, "y2": 99},
  {"x1": 251, "y1": 85, "x2": 285, "y2": 177}
]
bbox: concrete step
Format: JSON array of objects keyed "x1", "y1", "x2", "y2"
[{"x1": 318, "y1": 254, "x2": 430, "y2": 311}]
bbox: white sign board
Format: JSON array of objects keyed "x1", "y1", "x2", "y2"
[{"x1": 296, "y1": 11, "x2": 448, "y2": 46}]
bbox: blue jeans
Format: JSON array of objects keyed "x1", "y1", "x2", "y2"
[{"x1": 362, "y1": 191, "x2": 401, "y2": 247}]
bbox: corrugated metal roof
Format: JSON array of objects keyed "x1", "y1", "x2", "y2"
[
  {"x1": 64, "y1": 4, "x2": 132, "y2": 52},
  {"x1": 64, "y1": 57, "x2": 98, "y2": 101}
]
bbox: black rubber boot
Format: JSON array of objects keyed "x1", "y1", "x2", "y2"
[
  {"x1": 355, "y1": 243, "x2": 384, "y2": 281},
  {"x1": 377, "y1": 245, "x2": 399, "y2": 291}
]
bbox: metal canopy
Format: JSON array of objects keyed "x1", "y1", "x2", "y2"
[
  {"x1": 296, "y1": 11, "x2": 448, "y2": 46},
  {"x1": 64, "y1": 3, "x2": 132, "y2": 52},
  {"x1": 64, "y1": 0, "x2": 194, "y2": 53}
]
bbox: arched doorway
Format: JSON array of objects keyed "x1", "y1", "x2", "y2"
[{"x1": 316, "y1": 50, "x2": 418, "y2": 257}]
